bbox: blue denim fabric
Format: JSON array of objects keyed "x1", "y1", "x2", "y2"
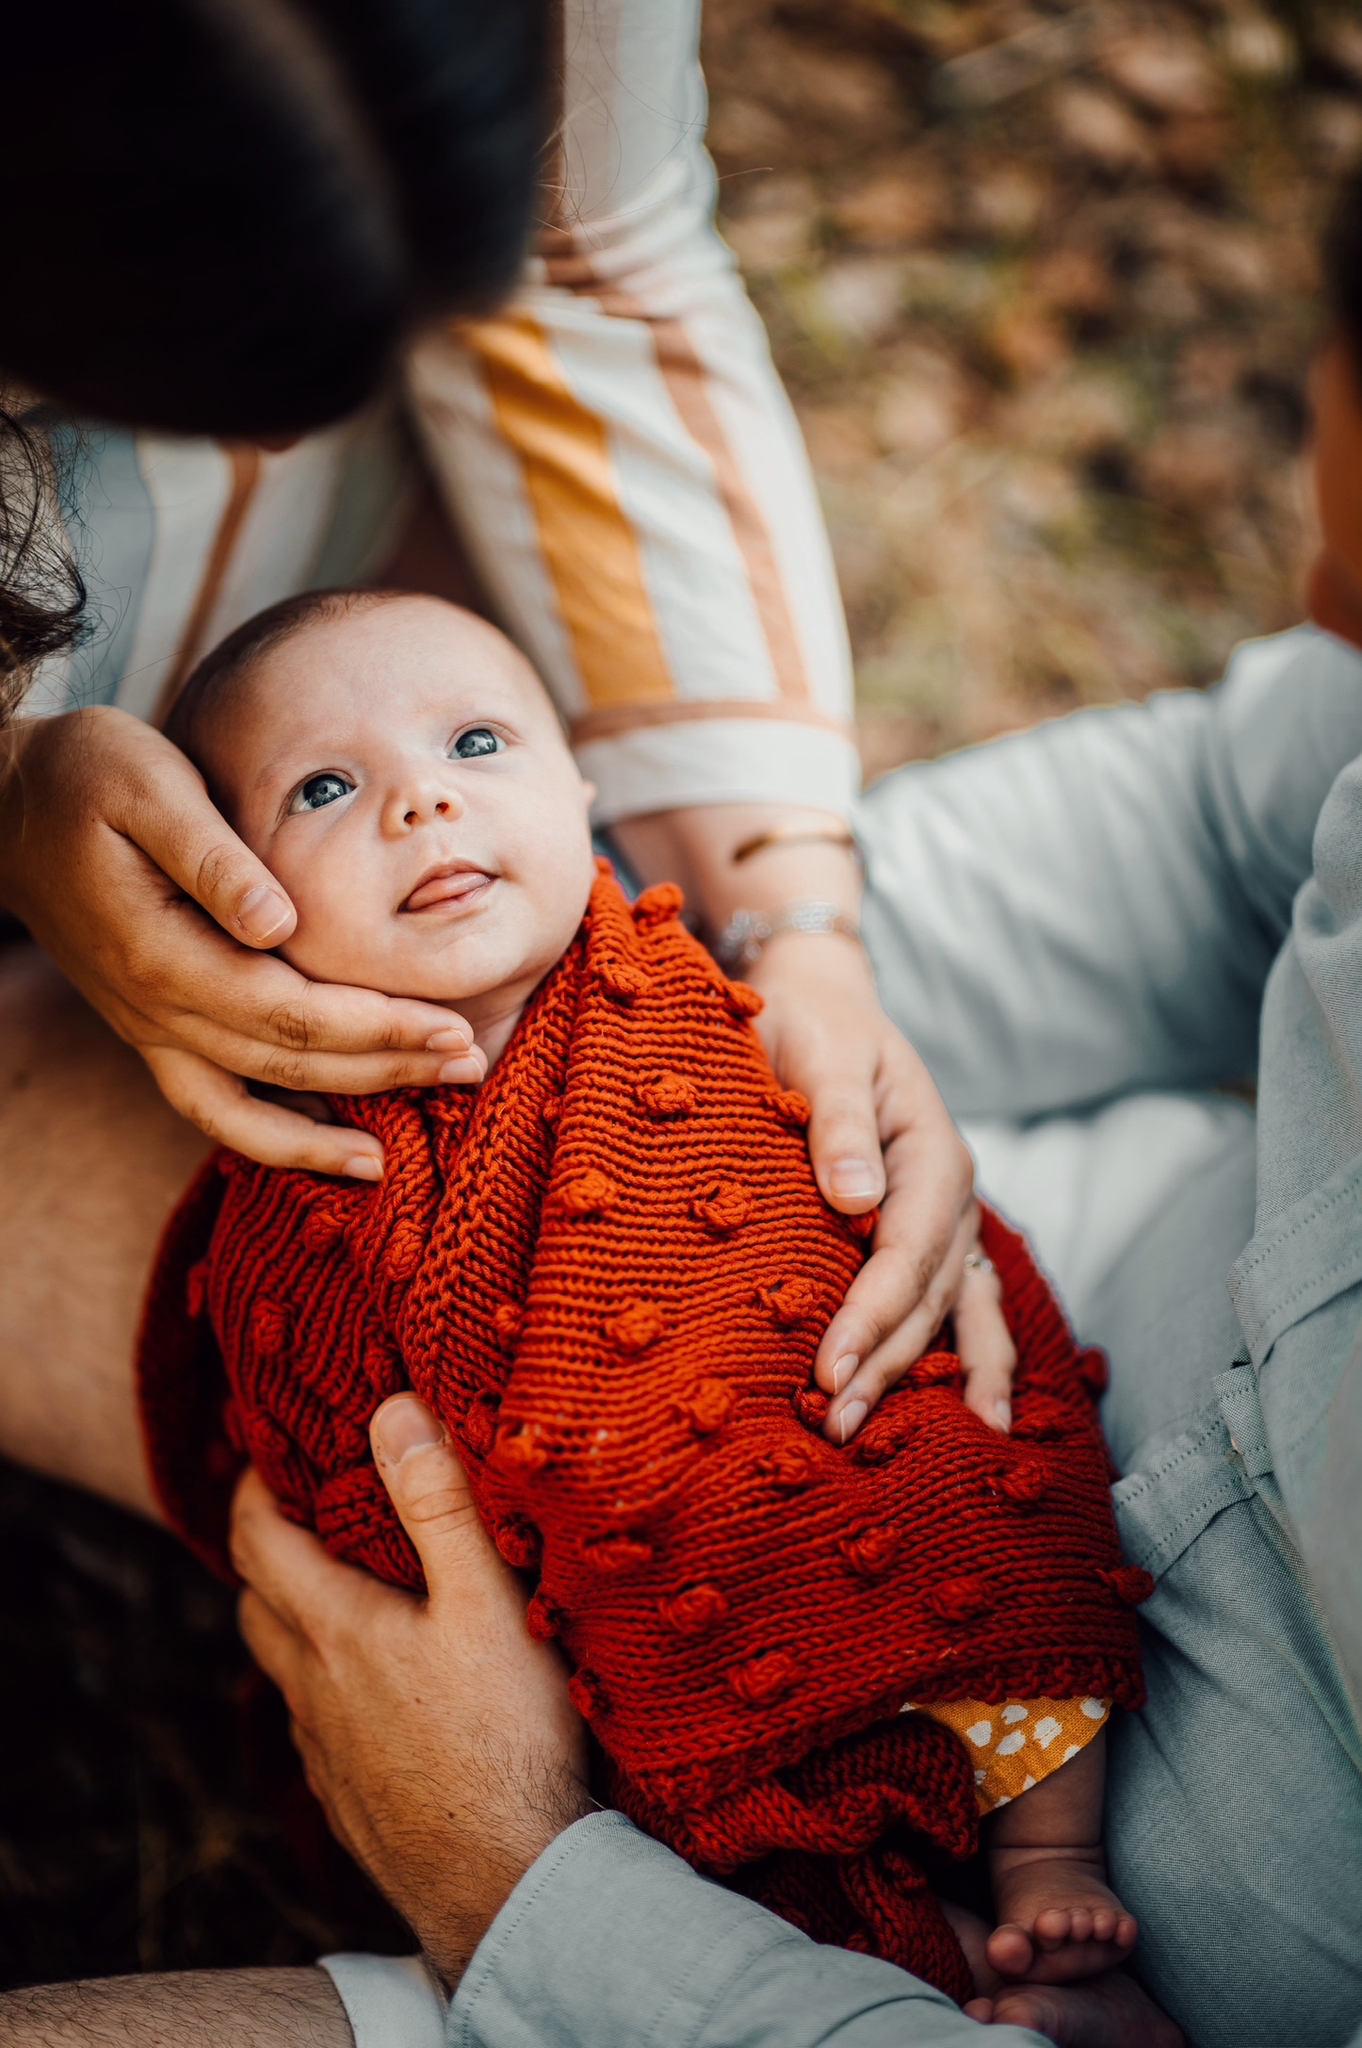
[
  {"x1": 1107, "y1": 1387, "x2": 1362, "y2": 2048},
  {"x1": 449, "y1": 1815, "x2": 1048, "y2": 2048},
  {"x1": 356, "y1": 628, "x2": 1362, "y2": 2048}
]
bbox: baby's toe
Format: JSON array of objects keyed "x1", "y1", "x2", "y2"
[
  {"x1": 962, "y1": 1997, "x2": 995, "y2": 2024},
  {"x1": 986, "y1": 1922, "x2": 1036, "y2": 1978},
  {"x1": 1033, "y1": 1907, "x2": 1077, "y2": 1951},
  {"x1": 1116, "y1": 1914, "x2": 1138, "y2": 1951}
]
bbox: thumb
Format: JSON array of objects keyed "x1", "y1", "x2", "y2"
[
  {"x1": 370, "y1": 1393, "x2": 497, "y2": 1600},
  {"x1": 115, "y1": 717, "x2": 298, "y2": 948},
  {"x1": 783, "y1": 1031, "x2": 884, "y2": 1214}
]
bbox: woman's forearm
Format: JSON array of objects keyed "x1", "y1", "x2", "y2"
[{"x1": 610, "y1": 802, "x2": 863, "y2": 946}]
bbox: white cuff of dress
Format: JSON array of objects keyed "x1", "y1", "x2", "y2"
[{"x1": 579, "y1": 717, "x2": 860, "y2": 827}]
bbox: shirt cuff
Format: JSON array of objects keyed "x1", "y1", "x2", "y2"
[
  {"x1": 448, "y1": 1811, "x2": 1049, "y2": 2048},
  {"x1": 577, "y1": 718, "x2": 860, "y2": 826},
  {"x1": 319, "y1": 1952, "x2": 448, "y2": 2048}
]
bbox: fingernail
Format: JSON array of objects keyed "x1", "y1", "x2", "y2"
[
  {"x1": 342, "y1": 1155, "x2": 383, "y2": 1181},
  {"x1": 831, "y1": 1352, "x2": 859, "y2": 1394},
  {"x1": 837, "y1": 1399, "x2": 868, "y2": 1444},
  {"x1": 828, "y1": 1158, "x2": 878, "y2": 1201},
  {"x1": 994, "y1": 1398, "x2": 1012, "y2": 1432},
  {"x1": 438, "y1": 1056, "x2": 484, "y2": 1084},
  {"x1": 426, "y1": 1027, "x2": 471, "y2": 1053},
  {"x1": 237, "y1": 884, "x2": 293, "y2": 943},
  {"x1": 373, "y1": 1396, "x2": 447, "y2": 1466}
]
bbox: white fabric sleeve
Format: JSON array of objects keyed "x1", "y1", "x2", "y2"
[
  {"x1": 858, "y1": 624, "x2": 1362, "y2": 1120},
  {"x1": 319, "y1": 1951, "x2": 449, "y2": 2048},
  {"x1": 405, "y1": 0, "x2": 858, "y2": 826},
  {"x1": 449, "y1": 1812, "x2": 1046, "y2": 2048}
]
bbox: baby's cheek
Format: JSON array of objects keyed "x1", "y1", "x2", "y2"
[
  {"x1": 277, "y1": 879, "x2": 389, "y2": 989},
  {"x1": 274, "y1": 927, "x2": 356, "y2": 985},
  {"x1": 535, "y1": 857, "x2": 596, "y2": 967}
]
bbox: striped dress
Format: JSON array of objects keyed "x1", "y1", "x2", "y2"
[{"x1": 28, "y1": 0, "x2": 858, "y2": 831}]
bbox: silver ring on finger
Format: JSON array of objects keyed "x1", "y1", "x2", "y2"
[{"x1": 962, "y1": 1251, "x2": 996, "y2": 1276}]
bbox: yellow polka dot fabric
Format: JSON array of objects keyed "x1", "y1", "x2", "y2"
[{"x1": 909, "y1": 1694, "x2": 1110, "y2": 1813}]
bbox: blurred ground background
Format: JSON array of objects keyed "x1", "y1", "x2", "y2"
[
  {"x1": 704, "y1": 0, "x2": 1362, "y2": 776},
  {"x1": 5, "y1": 0, "x2": 1362, "y2": 1993}
]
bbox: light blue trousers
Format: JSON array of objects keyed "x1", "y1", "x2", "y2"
[
  {"x1": 330, "y1": 649, "x2": 1362, "y2": 2048},
  {"x1": 324, "y1": 1097, "x2": 1362, "y2": 2048},
  {"x1": 857, "y1": 655, "x2": 1362, "y2": 2048},
  {"x1": 957, "y1": 1096, "x2": 1362, "y2": 2048}
]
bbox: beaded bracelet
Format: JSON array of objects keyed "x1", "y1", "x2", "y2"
[{"x1": 715, "y1": 901, "x2": 863, "y2": 972}]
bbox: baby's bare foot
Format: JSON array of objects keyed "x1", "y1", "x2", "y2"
[
  {"x1": 963, "y1": 1968, "x2": 1185, "y2": 2046},
  {"x1": 987, "y1": 1851, "x2": 1137, "y2": 1985}
]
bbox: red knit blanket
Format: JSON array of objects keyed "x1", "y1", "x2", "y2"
[{"x1": 138, "y1": 871, "x2": 1147, "y2": 2000}]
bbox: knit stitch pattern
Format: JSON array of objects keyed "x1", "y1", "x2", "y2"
[{"x1": 137, "y1": 869, "x2": 1147, "y2": 2002}]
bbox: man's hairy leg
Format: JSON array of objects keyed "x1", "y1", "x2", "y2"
[
  {"x1": 0, "y1": 943, "x2": 210, "y2": 1516},
  {"x1": 0, "y1": 1967, "x2": 353, "y2": 2047}
]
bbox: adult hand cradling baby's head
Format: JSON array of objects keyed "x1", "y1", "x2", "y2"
[{"x1": 173, "y1": 593, "x2": 598, "y2": 1063}]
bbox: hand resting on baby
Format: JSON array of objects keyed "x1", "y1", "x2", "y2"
[{"x1": 157, "y1": 589, "x2": 1165, "y2": 2034}]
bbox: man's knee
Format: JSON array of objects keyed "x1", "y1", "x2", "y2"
[{"x1": 1107, "y1": 1498, "x2": 1362, "y2": 2048}]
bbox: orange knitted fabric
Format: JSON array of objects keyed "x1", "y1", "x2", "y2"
[{"x1": 137, "y1": 869, "x2": 1148, "y2": 2002}]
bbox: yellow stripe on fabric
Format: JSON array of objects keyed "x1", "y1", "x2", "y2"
[
  {"x1": 911, "y1": 1694, "x2": 1110, "y2": 1815},
  {"x1": 538, "y1": 245, "x2": 815, "y2": 711},
  {"x1": 457, "y1": 311, "x2": 675, "y2": 712},
  {"x1": 649, "y1": 316, "x2": 812, "y2": 707}
]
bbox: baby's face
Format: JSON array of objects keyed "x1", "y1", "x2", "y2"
[{"x1": 204, "y1": 597, "x2": 596, "y2": 1015}]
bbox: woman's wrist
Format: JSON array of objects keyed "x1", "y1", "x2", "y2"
[
  {"x1": 714, "y1": 901, "x2": 862, "y2": 973},
  {"x1": 743, "y1": 921, "x2": 879, "y2": 1004},
  {"x1": 608, "y1": 801, "x2": 863, "y2": 945}
]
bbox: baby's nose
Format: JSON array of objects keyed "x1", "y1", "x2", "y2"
[{"x1": 405, "y1": 797, "x2": 452, "y2": 825}]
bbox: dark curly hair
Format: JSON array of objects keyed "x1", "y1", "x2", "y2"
[{"x1": 0, "y1": 405, "x2": 86, "y2": 727}]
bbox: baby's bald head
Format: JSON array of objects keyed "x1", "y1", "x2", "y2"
[
  {"x1": 167, "y1": 589, "x2": 561, "y2": 809},
  {"x1": 164, "y1": 587, "x2": 384, "y2": 789},
  {"x1": 165, "y1": 589, "x2": 597, "y2": 1020}
]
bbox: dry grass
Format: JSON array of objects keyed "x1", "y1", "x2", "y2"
[{"x1": 702, "y1": 0, "x2": 1362, "y2": 777}]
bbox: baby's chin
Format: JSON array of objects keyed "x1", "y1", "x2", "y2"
[
  {"x1": 275, "y1": 928, "x2": 545, "y2": 1007},
  {"x1": 277, "y1": 946, "x2": 476, "y2": 1003},
  {"x1": 277, "y1": 877, "x2": 594, "y2": 1006}
]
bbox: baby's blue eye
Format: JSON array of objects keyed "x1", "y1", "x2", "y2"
[
  {"x1": 452, "y1": 727, "x2": 502, "y2": 759},
  {"x1": 289, "y1": 771, "x2": 353, "y2": 814}
]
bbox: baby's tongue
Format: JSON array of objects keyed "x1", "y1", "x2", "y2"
[{"x1": 404, "y1": 869, "x2": 492, "y2": 911}]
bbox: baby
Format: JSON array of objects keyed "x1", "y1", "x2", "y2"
[{"x1": 149, "y1": 587, "x2": 1145, "y2": 2019}]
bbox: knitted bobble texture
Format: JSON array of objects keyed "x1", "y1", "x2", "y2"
[{"x1": 136, "y1": 872, "x2": 1145, "y2": 1998}]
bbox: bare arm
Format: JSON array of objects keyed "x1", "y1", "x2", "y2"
[
  {"x1": 614, "y1": 802, "x2": 1015, "y2": 1441},
  {"x1": 406, "y1": 0, "x2": 1012, "y2": 1438},
  {"x1": 0, "y1": 1970, "x2": 350, "y2": 2048}
]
